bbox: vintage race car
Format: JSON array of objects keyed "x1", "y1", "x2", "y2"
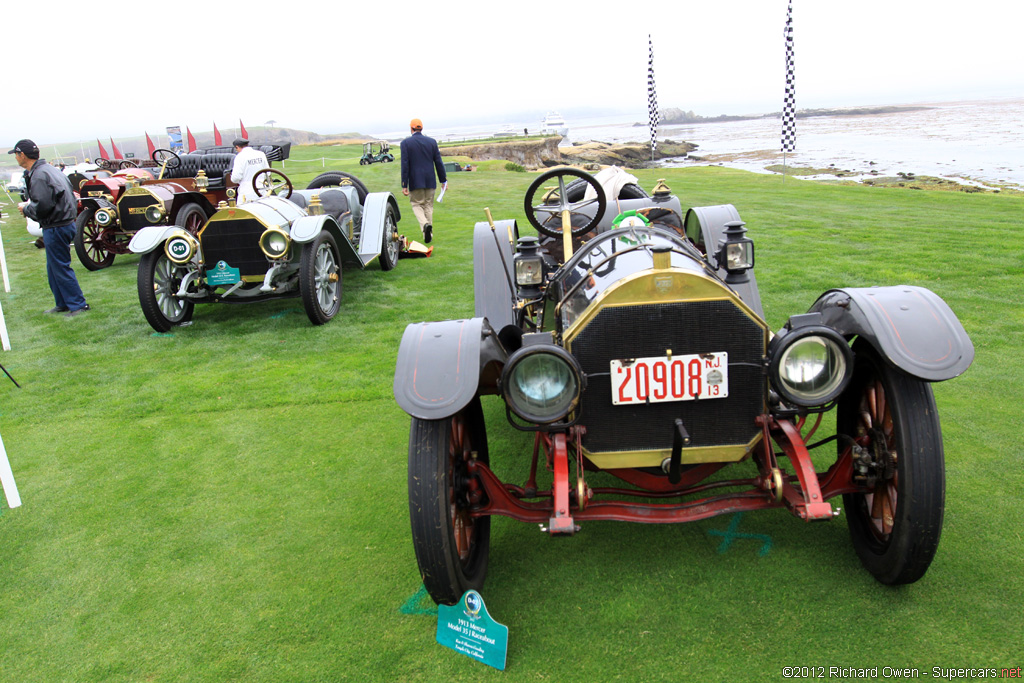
[
  {"x1": 394, "y1": 167, "x2": 974, "y2": 605},
  {"x1": 21, "y1": 166, "x2": 150, "y2": 245},
  {"x1": 127, "y1": 169, "x2": 403, "y2": 332},
  {"x1": 74, "y1": 148, "x2": 282, "y2": 270}
]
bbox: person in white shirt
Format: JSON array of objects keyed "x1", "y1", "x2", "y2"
[{"x1": 229, "y1": 138, "x2": 269, "y2": 204}]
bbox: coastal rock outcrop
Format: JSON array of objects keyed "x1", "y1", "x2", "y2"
[{"x1": 440, "y1": 136, "x2": 696, "y2": 169}]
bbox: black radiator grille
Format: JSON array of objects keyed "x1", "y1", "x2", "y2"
[
  {"x1": 118, "y1": 194, "x2": 159, "y2": 233},
  {"x1": 569, "y1": 301, "x2": 765, "y2": 453},
  {"x1": 200, "y1": 219, "x2": 268, "y2": 277}
]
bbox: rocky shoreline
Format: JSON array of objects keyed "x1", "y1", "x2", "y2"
[{"x1": 438, "y1": 136, "x2": 696, "y2": 169}]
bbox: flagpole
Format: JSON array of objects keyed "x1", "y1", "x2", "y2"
[
  {"x1": 780, "y1": 0, "x2": 796, "y2": 184},
  {"x1": 647, "y1": 35, "x2": 659, "y2": 163}
]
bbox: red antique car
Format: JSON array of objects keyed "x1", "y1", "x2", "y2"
[{"x1": 74, "y1": 149, "x2": 247, "y2": 270}]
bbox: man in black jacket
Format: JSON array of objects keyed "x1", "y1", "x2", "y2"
[
  {"x1": 400, "y1": 119, "x2": 447, "y2": 243},
  {"x1": 10, "y1": 139, "x2": 89, "y2": 317}
]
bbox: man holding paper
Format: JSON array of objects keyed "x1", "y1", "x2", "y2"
[{"x1": 400, "y1": 119, "x2": 447, "y2": 244}]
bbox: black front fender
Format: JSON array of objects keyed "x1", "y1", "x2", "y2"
[
  {"x1": 79, "y1": 196, "x2": 116, "y2": 212},
  {"x1": 808, "y1": 286, "x2": 974, "y2": 381},
  {"x1": 473, "y1": 219, "x2": 519, "y2": 331},
  {"x1": 393, "y1": 317, "x2": 508, "y2": 420}
]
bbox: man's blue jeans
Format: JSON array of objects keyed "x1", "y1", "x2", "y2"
[{"x1": 43, "y1": 222, "x2": 87, "y2": 311}]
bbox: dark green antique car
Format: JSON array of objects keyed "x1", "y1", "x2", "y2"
[{"x1": 394, "y1": 167, "x2": 974, "y2": 605}]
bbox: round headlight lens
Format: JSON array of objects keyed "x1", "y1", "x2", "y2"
[
  {"x1": 145, "y1": 205, "x2": 165, "y2": 223},
  {"x1": 95, "y1": 209, "x2": 114, "y2": 226},
  {"x1": 502, "y1": 347, "x2": 583, "y2": 424},
  {"x1": 260, "y1": 229, "x2": 290, "y2": 258},
  {"x1": 772, "y1": 331, "x2": 852, "y2": 406}
]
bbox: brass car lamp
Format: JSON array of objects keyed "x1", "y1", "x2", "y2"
[
  {"x1": 716, "y1": 220, "x2": 754, "y2": 283},
  {"x1": 95, "y1": 207, "x2": 117, "y2": 227},
  {"x1": 259, "y1": 227, "x2": 291, "y2": 259},
  {"x1": 195, "y1": 170, "x2": 209, "y2": 192},
  {"x1": 514, "y1": 236, "x2": 544, "y2": 297},
  {"x1": 144, "y1": 205, "x2": 166, "y2": 223},
  {"x1": 164, "y1": 233, "x2": 199, "y2": 265}
]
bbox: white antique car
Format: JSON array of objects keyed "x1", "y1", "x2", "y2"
[{"x1": 128, "y1": 170, "x2": 402, "y2": 331}]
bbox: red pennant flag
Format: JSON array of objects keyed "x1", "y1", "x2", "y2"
[
  {"x1": 110, "y1": 137, "x2": 123, "y2": 160},
  {"x1": 239, "y1": 119, "x2": 248, "y2": 140},
  {"x1": 96, "y1": 139, "x2": 110, "y2": 160},
  {"x1": 213, "y1": 122, "x2": 222, "y2": 146},
  {"x1": 186, "y1": 127, "x2": 197, "y2": 153},
  {"x1": 145, "y1": 132, "x2": 156, "y2": 157}
]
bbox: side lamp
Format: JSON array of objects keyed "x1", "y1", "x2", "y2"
[
  {"x1": 715, "y1": 220, "x2": 754, "y2": 284},
  {"x1": 514, "y1": 236, "x2": 544, "y2": 298}
]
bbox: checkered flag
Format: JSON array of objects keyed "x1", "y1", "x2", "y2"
[
  {"x1": 648, "y1": 34, "x2": 660, "y2": 161},
  {"x1": 781, "y1": 0, "x2": 796, "y2": 152}
]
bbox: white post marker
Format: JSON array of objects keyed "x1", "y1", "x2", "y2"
[
  {"x1": 0, "y1": 431, "x2": 22, "y2": 508},
  {"x1": 0, "y1": 298, "x2": 10, "y2": 350},
  {"x1": 0, "y1": 222, "x2": 10, "y2": 292}
]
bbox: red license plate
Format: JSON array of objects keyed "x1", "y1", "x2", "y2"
[{"x1": 610, "y1": 352, "x2": 728, "y2": 405}]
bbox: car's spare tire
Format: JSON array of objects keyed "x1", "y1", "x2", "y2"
[{"x1": 306, "y1": 171, "x2": 368, "y2": 204}]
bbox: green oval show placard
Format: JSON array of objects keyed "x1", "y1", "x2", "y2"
[{"x1": 436, "y1": 590, "x2": 508, "y2": 670}]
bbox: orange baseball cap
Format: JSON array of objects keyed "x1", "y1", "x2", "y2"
[{"x1": 410, "y1": 118, "x2": 423, "y2": 130}]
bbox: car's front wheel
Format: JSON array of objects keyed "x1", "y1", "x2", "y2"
[
  {"x1": 379, "y1": 205, "x2": 400, "y2": 271},
  {"x1": 138, "y1": 249, "x2": 195, "y2": 332},
  {"x1": 299, "y1": 231, "x2": 341, "y2": 325},
  {"x1": 839, "y1": 344, "x2": 945, "y2": 585},
  {"x1": 74, "y1": 207, "x2": 116, "y2": 270},
  {"x1": 409, "y1": 398, "x2": 491, "y2": 605}
]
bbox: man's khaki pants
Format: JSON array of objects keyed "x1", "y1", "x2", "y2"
[{"x1": 409, "y1": 188, "x2": 435, "y2": 230}]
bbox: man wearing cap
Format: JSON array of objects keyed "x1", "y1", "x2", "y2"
[
  {"x1": 10, "y1": 139, "x2": 90, "y2": 317},
  {"x1": 230, "y1": 138, "x2": 270, "y2": 204},
  {"x1": 400, "y1": 119, "x2": 447, "y2": 243}
]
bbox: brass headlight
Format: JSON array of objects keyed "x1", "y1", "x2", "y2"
[
  {"x1": 164, "y1": 233, "x2": 199, "y2": 264},
  {"x1": 144, "y1": 205, "x2": 166, "y2": 223},
  {"x1": 259, "y1": 227, "x2": 291, "y2": 259},
  {"x1": 94, "y1": 208, "x2": 116, "y2": 227}
]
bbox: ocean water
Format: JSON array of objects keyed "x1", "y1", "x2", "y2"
[{"x1": 374, "y1": 98, "x2": 1024, "y2": 190}]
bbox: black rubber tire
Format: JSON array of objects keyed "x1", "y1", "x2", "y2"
[
  {"x1": 379, "y1": 205, "x2": 400, "y2": 271},
  {"x1": 137, "y1": 249, "x2": 195, "y2": 333},
  {"x1": 299, "y1": 231, "x2": 342, "y2": 325},
  {"x1": 839, "y1": 343, "x2": 945, "y2": 585},
  {"x1": 306, "y1": 171, "x2": 369, "y2": 205},
  {"x1": 523, "y1": 167, "x2": 606, "y2": 238},
  {"x1": 74, "y1": 207, "x2": 116, "y2": 270},
  {"x1": 565, "y1": 179, "x2": 648, "y2": 202},
  {"x1": 409, "y1": 397, "x2": 491, "y2": 605},
  {"x1": 174, "y1": 203, "x2": 206, "y2": 234}
]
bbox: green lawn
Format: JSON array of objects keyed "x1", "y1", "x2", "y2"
[{"x1": 0, "y1": 147, "x2": 1021, "y2": 681}]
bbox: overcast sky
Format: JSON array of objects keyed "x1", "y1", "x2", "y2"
[{"x1": 5, "y1": 0, "x2": 1022, "y2": 146}]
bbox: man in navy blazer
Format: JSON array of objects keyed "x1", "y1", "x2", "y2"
[{"x1": 400, "y1": 118, "x2": 447, "y2": 243}]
